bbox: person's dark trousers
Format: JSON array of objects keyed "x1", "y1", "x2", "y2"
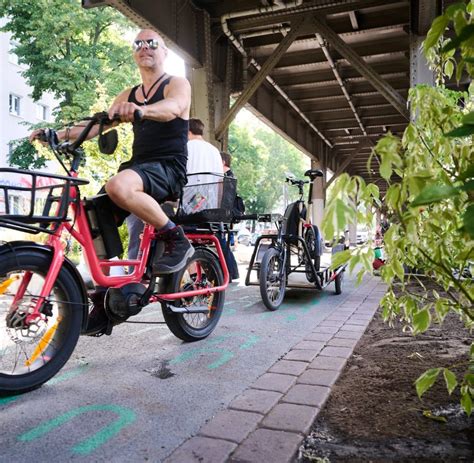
[{"x1": 218, "y1": 233, "x2": 239, "y2": 281}]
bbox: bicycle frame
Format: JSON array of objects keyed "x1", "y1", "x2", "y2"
[{"x1": 9, "y1": 117, "x2": 229, "y2": 324}]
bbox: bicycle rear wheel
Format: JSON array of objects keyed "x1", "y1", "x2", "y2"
[
  {"x1": 0, "y1": 249, "x2": 83, "y2": 395},
  {"x1": 159, "y1": 247, "x2": 225, "y2": 342},
  {"x1": 259, "y1": 247, "x2": 286, "y2": 311}
]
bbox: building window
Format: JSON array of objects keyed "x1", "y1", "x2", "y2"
[
  {"x1": 8, "y1": 40, "x2": 19, "y2": 65},
  {"x1": 36, "y1": 103, "x2": 48, "y2": 121},
  {"x1": 9, "y1": 94, "x2": 21, "y2": 116}
]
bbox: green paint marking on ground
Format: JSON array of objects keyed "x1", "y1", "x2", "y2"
[
  {"x1": 169, "y1": 346, "x2": 234, "y2": 370},
  {"x1": 0, "y1": 364, "x2": 89, "y2": 407},
  {"x1": 239, "y1": 334, "x2": 259, "y2": 350},
  {"x1": 18, "y1": 404, "x2": 136, "y2": 455},
  {"x1": 47, "y1": 364, "x2": 89, "y2": 386},
  {"x1": 170, "y1": 332, "x2": 260, "y2": 369},
  {"x1": 0, "y1": 395, "x2": 20, "y2": 406}
]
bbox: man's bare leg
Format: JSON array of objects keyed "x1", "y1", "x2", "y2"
[{"x1": 105, "y1": 169, "x2": 194, "y2": 274}]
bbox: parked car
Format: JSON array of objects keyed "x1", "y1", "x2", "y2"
[{"x1": 237, "y1": 228, "x2": 251, "y2": 246}]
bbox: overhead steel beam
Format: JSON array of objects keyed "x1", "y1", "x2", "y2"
[
  {"x1": 312, "y1": 15, "x2": 409, "y2": 119},
  {"x1": 325, "y1": 140, "x2": 371, "y2": 189},
  {"x1": 315, "y1": 33, "x2": 367, "y2": 138},
  {"x1": 215, "y1": 16, "x2": 306, "y2": 141},
  {"x1": 229, "y1": 0, "x2": 393, "y2": 32},
  {"x1": 84, "y1": 0, "x2": 202, "y2": 66}
]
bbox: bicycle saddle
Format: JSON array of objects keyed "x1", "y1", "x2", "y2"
[{"x1": 304, "y1": 169, "x2": 324, "y2": 180}]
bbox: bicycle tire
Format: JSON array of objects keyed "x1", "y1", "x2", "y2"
[
  {"x1": 259, "y1": 247, "x2": 286, "y2": 311},
  {"x1": 0, "y1": 249, "x2": 83, "y2": 395},
  {"x1": 335, "y1": 271, "x2": 343, "y2": 295},
  {"x1": 159, "y1": 247, "x2": 225, "y2": 342},
  {"x1": 304, "y1": 225, "x2": 320, "y2": 282}
]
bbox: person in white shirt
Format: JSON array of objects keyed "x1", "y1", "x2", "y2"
[
  {"x1": 127, "y1": 118, "x2": 223, "y2": 259},
  {"x1": 182, "y1": 118, "x2": 223, "y2": 213}
]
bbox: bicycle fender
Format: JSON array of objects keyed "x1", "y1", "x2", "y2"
[{"x1": 0, "y1": 240, "x2": 89, "y2": 330}]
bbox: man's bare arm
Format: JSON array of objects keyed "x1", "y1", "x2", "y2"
[{"x1": 29, "y1": 88, "x2": 130, "y2": 144}]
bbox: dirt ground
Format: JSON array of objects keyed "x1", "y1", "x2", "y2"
[{"x1": 298, "y1": 281, "x2": 474, "y2": 463}]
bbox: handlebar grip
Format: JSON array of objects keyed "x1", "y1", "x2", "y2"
[{"x1": 134, "y1": 109, "x2": 143, "y2": 123}]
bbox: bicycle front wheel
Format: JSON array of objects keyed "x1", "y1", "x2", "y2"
[
  {"x1": 0, "y1": 249, "x2": 83, "y2": 395},
  {"x1": 159, "y1": 247, "x2": 225, "y2": 342},
  {"x1": 259, "y1": 247, "x2": 286, "y2": 311}
]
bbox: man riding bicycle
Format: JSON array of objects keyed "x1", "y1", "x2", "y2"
[{"x1": 29, "y1": 29, "x2": 194, "y2": 332}]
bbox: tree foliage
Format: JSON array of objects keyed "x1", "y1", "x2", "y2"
[
  {"x1": 322, "y1": 2, "x2": 474, "y2": 415},
  {"x1": 0, "y1": 0, "x2": 138, "y2": 190},
  {"x1": 0, "y1": 0, "x2": 138, "y2": 122},
  {"x1": 228, "y1": 119, "x2": 309, "y2": 214}
]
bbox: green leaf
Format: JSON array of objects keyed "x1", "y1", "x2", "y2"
[
  {"x1": 460, "y1": 390, "x2": 472, "y2": 416},
  {"x1": 459, "y1": 179, "x2": 474, "y2": 191},
  {"x1": 444, "y1": 60, "x2": 454, "y2": 79},
  {"x1": 443, "y1": 368, "x2": 458, "y2": 395},
  {"x1": 411, "y1": 184, "x2": 459, "y2": 207},
  {"x1": 422, "y1": 409, "x2": 448, "y2": 423},
  {"x1": 462, "y1": 205, "x2": 474, "y2": 238},
  {"x1": 459, "y1": 165, "x2": 474, "y2": 181},
  {"x1": 442, "y1": 24, "x2": 474, "y2": 52},
  {"x1": 444, "y1": 124, "x2": 474, "y2": 137},
  {"x1": 331, "y1": 249, "x2": 351, "y2": 268},
  {"x1": 413, "y1": 308, "x2": 431, "y2": 334},
  {"x1": 416, "y1": 368, "x2": 441, "y2": 398},
  {"x1": 445, "y1": 2, "x2": 466, "y2": 19},
  {"x1": 424, "y1": 15, "x2": 450, "y2": 52},
  {"x1": 461, "y1": 110, "x2": 474, "y2": 125}
]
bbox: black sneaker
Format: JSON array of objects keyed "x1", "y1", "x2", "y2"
[
  {"x1": 152, "y1": 226, "x2": 195, "y2": 275},
  {"x1": 83, "y1": 288, "x2": 110, "y2": 336}
]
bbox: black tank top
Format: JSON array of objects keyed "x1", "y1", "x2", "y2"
[{"x1": 125, "y1": 77, "x2": 188, "y2": 172}]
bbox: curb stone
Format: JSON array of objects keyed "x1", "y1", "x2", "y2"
[{"x1": 166, "y1": 277, "x2": 387, "y2": 462}]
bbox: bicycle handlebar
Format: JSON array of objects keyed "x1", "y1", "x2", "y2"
[{"x1": 38, "y1": 109, "x2": 144, "y2": 154}]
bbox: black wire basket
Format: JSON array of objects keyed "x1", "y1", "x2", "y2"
[
  {"x1": 0, "y1": 168, "x2": 88, "y2": 235},
  {"x1": 172, "y1": 173, "x2": 236, "y2": 225}
]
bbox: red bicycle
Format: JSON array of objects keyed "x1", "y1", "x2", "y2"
[{"x1": 0, "y1": 112, "x2": 231, "y2": 394}]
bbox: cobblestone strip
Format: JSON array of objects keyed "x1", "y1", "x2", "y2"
[{"x1": 165, "y1": 278, "x2": 387, "y2": 463}]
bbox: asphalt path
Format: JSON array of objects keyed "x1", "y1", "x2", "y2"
[{"x1": 0, "y1": 256, "x2": 362, "y2": 462}]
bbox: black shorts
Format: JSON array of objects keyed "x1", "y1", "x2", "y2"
[{"x1": 103, "y1": 160, "x2": 186, "y2": 224}]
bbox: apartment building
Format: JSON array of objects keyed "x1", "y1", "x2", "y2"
[{"x1": 0, "y1": 21, "x2": 58, "y2": 239}]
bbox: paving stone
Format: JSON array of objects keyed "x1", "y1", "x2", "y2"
[
  {"x1": 334, "y1": 330, "x2": 363, "y2": 339},
  {"x1": 252, "y1": 373, "x2": 296, "y2": 393},
  {"x1": 261, "y1": 403, "x2": 319, "y2": 434},
  {"x1": 327, "y1": 337, "x2": 359, "y2": 348},
  {"x1": 349, "y1": 315, "x2": 372, "y2": 322},
  {"x1": 357, "y1": 308, "x2": 377, "y2": 314},
  {"x1": 283, "y1": 349, "x2": 318, "y2": 362},
  {"x1": 320, "y1": 346, "x2": 354, "y2": 358},
  {"x1": 198, "y1": 409, "x2": 262, "y2": 443},
  {"x1": 269, "y1": 359, "x2": 308, "y2": 376},
  {"x1": 312, "y1": 325, "x2": 339, "y2": 334},
  {"x1": 297, "y1": 368, "x2": 340, "y2": 387},
  {"x1": 230, "y1": 428, "x2": 302, "y2": 463},
  {"x1": 308, "y1": 355, "x2": 347, "y2": 371},
  {"x1": 318, "y1": 320, "x2": 344, "y2": 327},
  {"x1": 283, "y1": 384, "x2": 330, "y2": 407},
  {"x1": 229, "y1": 389, "x2": 282, "y2": 415},
  {"x1": 303, "y1": 332, "x2": 333, "y2": 342},
  {"x1": 292, "y1": 341, "x2": 325, "y2": 352},
  {"x1": 164, "y1": 436, "x2": 236, "y2": 463},
  {"x1": 341, "y1": 324, "x2": 367, "y2": 332},
  {"x1": 325, "y1": 315, "x2": 349, "y2": 321}
]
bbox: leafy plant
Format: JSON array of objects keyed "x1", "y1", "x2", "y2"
[{"x1": 322, "y1": 2, "x2": 474, "y2": 415}]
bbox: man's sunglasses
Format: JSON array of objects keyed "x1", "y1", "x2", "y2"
[{"x1": 132, "y1": 39, "x2": 160, "y2": 52}]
